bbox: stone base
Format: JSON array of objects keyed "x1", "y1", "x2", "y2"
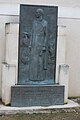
[{"x1": 11, "y1": 85, "x2": 64, "y2": 107}]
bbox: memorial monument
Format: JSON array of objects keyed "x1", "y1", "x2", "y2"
[{"x1": 11, "y1": 5, "x2": 64, "y2": 106}]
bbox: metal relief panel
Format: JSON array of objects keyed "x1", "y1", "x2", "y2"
[{"x1": 18, "y1": 5, "x2": 58, "y2": 84}]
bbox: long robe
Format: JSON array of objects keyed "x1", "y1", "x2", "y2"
[{"x1": 29, "y1": 19, "x2": 48, "y2": 81}]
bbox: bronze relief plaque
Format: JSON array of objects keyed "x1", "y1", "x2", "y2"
[{"x1": 18, "y1": 5, "x2": 58, "y2": 85}]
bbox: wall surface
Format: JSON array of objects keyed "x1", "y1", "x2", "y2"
[
  {"x1": 0, "y1": 0, "x2": 80, "y2": 7},
  {"x1": 0, "y1": 2, "x2": 80, "y2": 98}
]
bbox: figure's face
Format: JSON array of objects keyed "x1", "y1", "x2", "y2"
[
  {"x1": 23, "y1": 35, "x2": 29, "y2": 46},
  {"x1": 35, "y1": 11, "x2": 41, "y2": 18}
]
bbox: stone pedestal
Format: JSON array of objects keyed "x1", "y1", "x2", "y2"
[
  {"x1": 2, "y1": 23, "x2": 19, "y2": 105},
  {"x1": 2, "y1": 64, "x2": 16, "y2": 105},
  {"x1": 56, "y1": 25, "x2": 66, "y2": 84},
  {"x1": 59, "y1": 64, "x2": 69, "y2": 103},
  {"x1": 5, "y1": 23, "x2": 19, "y2": 84},
  {"x1": 11, "y1": 85, "x2": 64, "y2": 107}
]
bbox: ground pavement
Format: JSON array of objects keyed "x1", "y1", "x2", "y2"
[{"x1": 0, "y1": 99, "x2": 80, "y2": 120}]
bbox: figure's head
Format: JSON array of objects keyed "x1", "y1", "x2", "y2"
[
  {"x1": 35, "y1": 8, "x2": 44, "y2": 18},
  {"x1": 22, "y1": 32, "x2": 30, "y2": 46}
]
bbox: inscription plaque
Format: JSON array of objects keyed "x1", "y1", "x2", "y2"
[
  {"x1": 18, "y1": 5, "x2": 58, "y2": 85},
  {"x1": 11, "y1": 85, "x2": 64, "y2": 106}
]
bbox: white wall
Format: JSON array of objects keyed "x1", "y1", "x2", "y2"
[
  {"x1": 0, "y1": 0, "x2": 80, "y2": 7},
  {"x1": 0, "y1": 3, "x2": 80, "y2": 97}
]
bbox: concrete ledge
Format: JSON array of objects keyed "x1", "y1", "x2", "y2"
[{"x1": 0, "y1": 100, "x2": 79, "y2": 115}]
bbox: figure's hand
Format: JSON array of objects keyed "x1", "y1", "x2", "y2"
[
  {"x1": 29, "y1": 45, "x2": 31, "y2": 50},
  {"x1": 43, "y1": 46, "x2": 46, "y2": 51}
]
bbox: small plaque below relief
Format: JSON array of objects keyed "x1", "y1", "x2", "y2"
[{"x1": 11, "y1": 85, "x2": 64, "y2": 107}]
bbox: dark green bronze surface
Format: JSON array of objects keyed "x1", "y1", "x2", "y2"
[
  {"x1": 11, "y1": 85, "x2": 64, "y2": 107},
  {"x1": 18, "y1": 5, "x2": 58, "y2": 85}
]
